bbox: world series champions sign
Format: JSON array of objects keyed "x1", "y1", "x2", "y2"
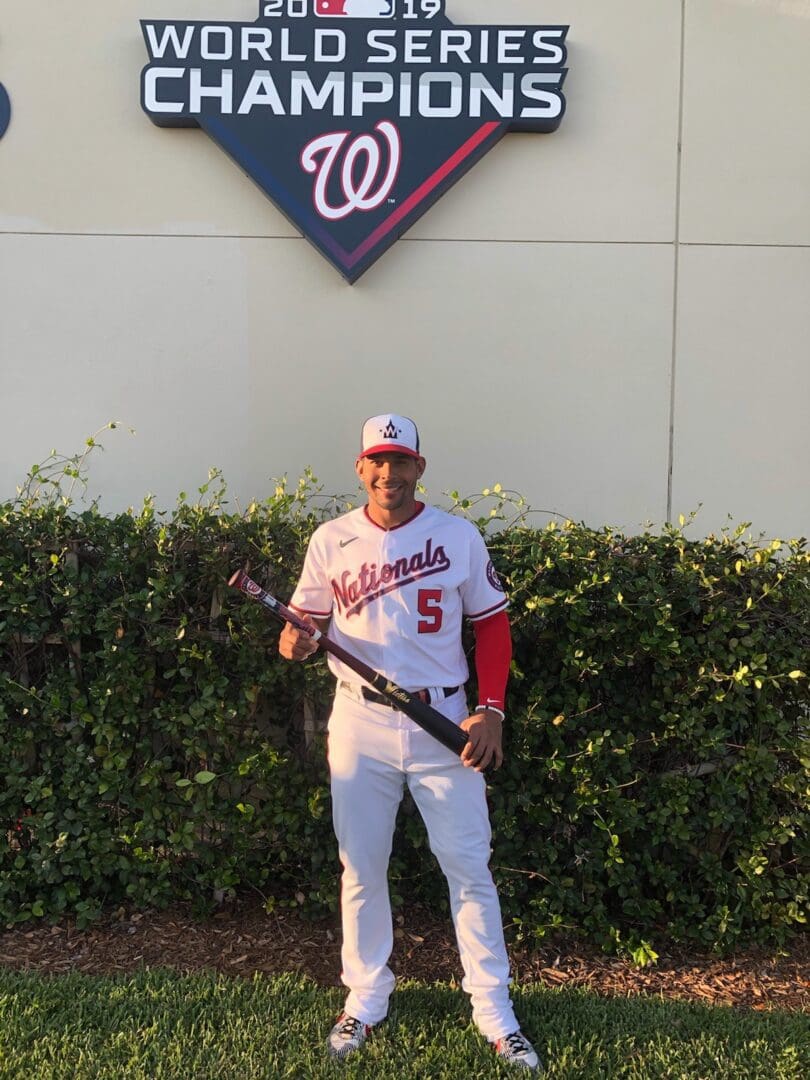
[{"x1": 141, "y1": 1, "x2": 569, "y2": 282}]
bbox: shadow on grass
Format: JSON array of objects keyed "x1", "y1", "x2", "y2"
[{"x1": 0, "y1": 969, "x2": 806, "y2": 1079}]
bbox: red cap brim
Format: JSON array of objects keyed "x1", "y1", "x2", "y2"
[{"x1": 359, "y1": 443, "x2": 421, "y2": 459}]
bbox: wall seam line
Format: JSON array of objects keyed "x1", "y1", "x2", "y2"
[
  {"x1": 1, "y1": 232, "x2": 808, "y2": 250},
  {"x1": 667, "y1": 0, "x2": 688, "y2": 525}
]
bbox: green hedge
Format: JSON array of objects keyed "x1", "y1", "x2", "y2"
[{"x1": 1, "y1": 455, "x2": 807, "y2": 954}]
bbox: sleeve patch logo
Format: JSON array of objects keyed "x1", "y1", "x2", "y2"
[
  {"x1": 141, "y1": 2, "x2": 568, "y2": 282},
  {"x1": 486, "y1": 560, "x2": 505, "y2": 593}
]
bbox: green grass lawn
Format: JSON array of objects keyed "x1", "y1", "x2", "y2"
[{"x1": 0, "y1": 969, "x2": 806, "y2": 1079}]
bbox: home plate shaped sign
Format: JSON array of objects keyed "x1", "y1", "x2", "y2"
[{"x1": 141, "y1": 1, "x2": 568, "y2": 282}]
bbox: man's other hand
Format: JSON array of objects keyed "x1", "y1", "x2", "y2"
[{"x1": 460, "y1": 709, "x2": 504, "y2": 771}]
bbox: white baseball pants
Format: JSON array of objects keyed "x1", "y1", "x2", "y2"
[{"x1": 327, "y1": 686, "x2": 519, "y2": 1041}]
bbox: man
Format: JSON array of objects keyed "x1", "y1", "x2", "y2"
[{"x1": 279, "y1": 414, "x2": 540, "y2": 1071}]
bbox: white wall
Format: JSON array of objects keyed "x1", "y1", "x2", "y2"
[{"x1": 1, "y1": 1, "x2": 808, "y2": 536}]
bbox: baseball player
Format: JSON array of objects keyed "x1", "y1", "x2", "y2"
[{"x1": 279, "y1": 415, "x2": 540, "y2": 1071}]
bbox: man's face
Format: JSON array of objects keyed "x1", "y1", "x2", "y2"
[{"x1": 355, "y1": 451, "x2": 426, "y2": 516}]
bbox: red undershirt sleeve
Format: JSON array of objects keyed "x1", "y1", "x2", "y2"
[{"x1": 472, "y1": 610, "x2": 512, "y2": 712}]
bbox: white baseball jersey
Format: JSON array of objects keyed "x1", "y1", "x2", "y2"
[{"x1": 290, "y1": 503, "x2": 508, "y2": 690}]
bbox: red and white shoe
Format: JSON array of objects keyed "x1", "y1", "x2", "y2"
[
  {"x1": 492, "y1": 1030, "x2": 542, "y2": 1071},
  {"x1": 327, "y1": 1013, "x2": 374, "y2": 1059}
]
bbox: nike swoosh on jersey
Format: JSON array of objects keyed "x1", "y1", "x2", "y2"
[{"x1": 339, "y1": 537, "x2": 359, "y2": 548}]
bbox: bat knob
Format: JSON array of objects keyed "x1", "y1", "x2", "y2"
[{"x1": 228, "y1": 569, "x2": 246, "y2": 589}]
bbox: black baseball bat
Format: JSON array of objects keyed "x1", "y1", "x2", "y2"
[{"x1": 228, "y1": 569, "x2": 469, "y2": 757}]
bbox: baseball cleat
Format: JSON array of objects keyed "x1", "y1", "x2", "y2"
[
  {"x1": 491, "y1": 1030, "x2": 542, "y2": 1071},
  {"x1": 327, "y1": 1013, "x2": 373, "y2": 1059}
]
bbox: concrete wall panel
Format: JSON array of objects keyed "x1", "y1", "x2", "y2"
[
  {"x1": 680, "y1": 0, "x2": 810, "y2": 245},
  {"x1": 1, "y1": 233, "x2": 674, "y2": 527},
  {"x1": 0, "y1": 233, "x2": 252, "y2": 512},
  {"x1": 672, "y1": 245, "x2": 810, "y2": 537}
]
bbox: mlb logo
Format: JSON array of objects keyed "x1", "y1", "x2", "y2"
[{"x1": 315, "y1": 1, "x2": 395, "y2": 17}]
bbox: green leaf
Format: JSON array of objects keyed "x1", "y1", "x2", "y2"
[{"x1": 194, "y1": 770, "x2": 216, "y2": 785}]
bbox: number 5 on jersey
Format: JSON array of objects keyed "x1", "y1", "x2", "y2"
[{"x1": 417, "y1": 588, "x2": 443, "y2": 634}]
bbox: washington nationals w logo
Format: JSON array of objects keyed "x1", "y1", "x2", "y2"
[{"x1": 301, "y1": 121, "x2": 401, "y2": 221}]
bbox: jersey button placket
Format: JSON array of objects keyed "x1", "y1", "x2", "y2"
[{"x1": 379, "y1": 529, "x2": 406, "y2": 768}]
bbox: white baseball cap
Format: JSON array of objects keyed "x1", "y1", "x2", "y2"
[{"x1": 359, "y1": 414, "x2": 421, "y2": 459}]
